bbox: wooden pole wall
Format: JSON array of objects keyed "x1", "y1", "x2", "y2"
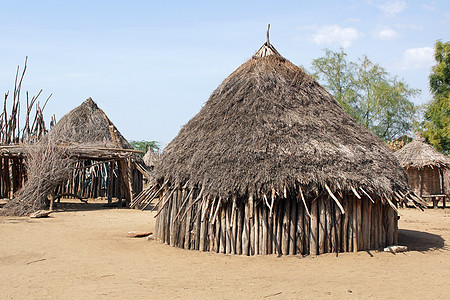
[{"x1": 155, "y1": 189, "x2": 398, "y2": 256}]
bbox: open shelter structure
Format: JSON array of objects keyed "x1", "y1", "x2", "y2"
[
  {"x1": 1, "y1": 98, "x2": 146, "y2": 210},
  {"x1": 150, "y1": 35, "x2": 419, "y2": 256},
  {"x1": 394, "y1": 132, "x2": 450, "y2": 208}
]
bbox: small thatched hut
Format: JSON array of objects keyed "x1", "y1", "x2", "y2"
[
  {"x1": 152, "y1": 39, "x2": 414, "y2": 256},
  {"x1": 394, "y1": 132, "x2": 450, "y2": 207},
  {"x1": 48, "y1": 98, "x2": 144, "y2": 205},
  {"x1": 143, "y1": 148, "x2": 160, "y2": 170}
]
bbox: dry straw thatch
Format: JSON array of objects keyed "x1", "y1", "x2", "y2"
[
  {"x1": 3, "y1": 98, "x2": 144, "y2": 215},
  {"x1": 143, "y1": 148, "x2": 160, "y2": 169},
  {"x1": 47, "y1": 97, "x2": 133, "y2": 150},
  {"x1": 151, "y1": 37, "x2": 414, "y2": 256},
  {"x1": 394, "y1": 132, "x2": 450, "y2": 169},
  {"x1": 154, "y1": 46, "x2": 408, "y2": 200},
  {"x1": 394, "y1": 132, "x2": 450, "y2": 197}
]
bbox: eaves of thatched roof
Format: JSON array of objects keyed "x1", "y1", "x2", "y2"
[
  {"x1": 394, "y1": 132, "x2": 450, "y2": 169},
  {"x1": 154, "y1": 42, "x2": 409, "y2": 201}
]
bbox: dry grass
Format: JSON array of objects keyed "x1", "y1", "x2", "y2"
[{"x1": 2, "y1": 137, "x2": 74, "y2": 216}]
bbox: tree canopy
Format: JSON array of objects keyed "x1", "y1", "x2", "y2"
[
  {"x1": 311, "y1": 49, "x2": 419, "y2": 141},
  {"x1": 422, "y1": 41, "x2": 450, "y2": 154},
  {"x1": 129, "y1": 140, "x2": 160, "y2": 157}
]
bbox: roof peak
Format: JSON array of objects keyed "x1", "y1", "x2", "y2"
[
  {"x1": 413, "y1": 132, "x2": 426, "y2": 142},
  {"x1": 253, "y1": 24, "x2": 282, "y2": 58}
]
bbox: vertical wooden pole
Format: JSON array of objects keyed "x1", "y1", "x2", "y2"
[
  {"x1": 199, "y1": 196, "x2": 207, "y2": 251},
  {"x1": 303, "y1": 200, "x2": 310, "y2": 255},
  {"x1": 242, "y1": 201, "x2": 250, "y2": 255},
  {"x1": 272, "y1": 201, "x2": 278, "y2": 254},
  {"x1": 219, "y1": 206, "x2": 226, "y2": 254},
  {"x1": 342, "y1": 195, "x2": 349, "y2": 252},
  {"x1": 296, "y1": 199, "x2": 304, "y2": 255},
  {"x1": 318, "y1": 196, "x2": 326, "y2": 254},
  {"x1": 361, "y1": 198, "x2": 369, "y2": 251},
  {"x1": 236, "y1": 202, "x2": 243, "y2": 255},
  {"x1": 289, "y1": 198, "x2": 297, "y2": 255},
  {"x1": 309, "y1": 198, "x2": 318, "y2": 256},
  {"x1": 356, "y1": 197, "x2": 362, "y2": 250},
  {"x1": 282, "y1": 198, "x2": 290, "y2": 255},
  {"x1": 325, "y1": 197, "x2": 333, "y2": 253},
  {"x1": 352, "y1": 196, "x2": 358, "y2": 252},
  {"x1": 267, "y1": 203, "x2": 273, "y2": 254},
  {"x1": 254, "y1": 201, "x2": 259, "y2": 255},
  {"x1": 262, "y1": 204, "x2": 268, "y2": 255},
  {"x1": 334, "y1": 201, "x2": 341, "y2": 253},
  {"x1": 276, "y1": 201, "x2": 283, "y2": 255},
  {"x1": 183, "y1": 191, "x2": 193, "y2": 249}
]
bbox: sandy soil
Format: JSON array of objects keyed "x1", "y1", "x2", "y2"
[{"x1": 0, "y1": 200, "x2": 449, "y2": 299}]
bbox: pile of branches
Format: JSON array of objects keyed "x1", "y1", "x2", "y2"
[
  {"x1": 1, "y1": 57, "x2": 54, "y2": 144},
  {"x1": 2, "y1": 136, "x2": 74, "y2": 216}
]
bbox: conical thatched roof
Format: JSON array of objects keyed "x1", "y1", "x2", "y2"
[
  {"x1": 394, "y1": 132, "x2": 450, "y2": 169},
  {"x1": 48, "y1": 98, "x2": 133, "y2": 149},
  {"x1": 143, "y1": 148, "x2": 160, "y2": 168},
  {"x1": 154, "y1": 42, "x2": 408, "y2": 201}
]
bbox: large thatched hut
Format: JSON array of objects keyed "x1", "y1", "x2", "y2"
[
  {"x1": 394, "y1": 132, "x2": 450, "y2": 207},
  {"x1": 152, "y1": 40, "x2": 414, "y2": 256},
  {"x1": 47, "y1": 98, "x2": 144, "y2": 205}
]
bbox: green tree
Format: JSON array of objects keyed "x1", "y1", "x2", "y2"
[
  {"x1": 311, "y1": 49, "x2": 419, "y2": 141},
  {"x1": 129, "y1": 140, "x2": 160, "y2": 157},
  {"x1": 422, "y1": 41, "x2": 450, "y2": 154}
]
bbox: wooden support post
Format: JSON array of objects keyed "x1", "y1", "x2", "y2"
[
  {"x1": 303, "y1": 200, "x2": 310, "y2": 255},
  {"x1": 184, "y1": 191, "x2": 193, "y2": 249},
  {"x1": 342, "y1": 195, "x2": 349, "y2": 252},
  {"x1": 236, "y1": 202, "x2": 243, "y2": 255},
  {"x1": 282, "y1": 198, "x2": 290, "y2": 255},
  {"x1": 272, "y1": 201, "x2": 278, "y2": 254},
  {"x1": 254, "y1": 201, "x2": 259, "y2": 255},
  {"x1": 310, "y1": 198, "x2": 318, "y2": 256},
  {"x1": 362, "y1": 198, "x2": 369, "y2": 250},
  {"x1": 242, "y1": 201, "x2": 250, "y2": 255},
  {"x1": 352, "y1": 196, "x2": 358, "y2": 252},
  {"x1": 199, "y1": 196, "x2": 207, "y2": 251},
  {"x1": 318, "y1": 196, "x2": 326, "y2": 254},
  {"x1": 325, "y1": 197, "x2": 333, "y2": 253},
  {"x1": 289, "y1": 198, "x2": 297, "y2": 255},
  {"x1": 356, "y1": 197, "x2": 362, "y2": 251},
  {"x1": 296, "y1": 199, "x2": 304, "y2": 255},
  {"x1": 262, "y1": 204, "x2": 268, "y2": 255},
  {"x1": 219, "y1": 206, "x2": 226, "y2": 254},
  {"x1": 107, "y1": 161, "x2": 114, "y2": 204}
]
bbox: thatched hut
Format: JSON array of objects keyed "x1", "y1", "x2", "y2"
[
  {"x1": 152, "y1": 39, "x2": 414, "y2": 256},
  {"x1": 47, "y1": 98, "x2": 144, "y2": 205},
  {"x1": 394, "y1": 132, "x2": 450, "y2": 207},
  {"x1": 143, "y1": 148, "x2": 160, "y2": 170}
]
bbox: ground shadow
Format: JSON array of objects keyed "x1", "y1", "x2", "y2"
[{"x1": 398, "y1": 229, "x2": 446, "y2": 252}]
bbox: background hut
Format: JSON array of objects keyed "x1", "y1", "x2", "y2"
[
  {"x1": 47, "y1": 98, "x2": 144, "y2": 206},
  {"x1": 394, "y1": 132, "x2": 450, "y2": 207},
  {"x1": 151, "y1": 39, "x2": 415, "y2": 256},
  {"x1": 143, "y1": 148, "x2": 160, "y2": 170}
]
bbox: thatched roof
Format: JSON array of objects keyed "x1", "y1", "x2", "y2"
[
  {"x1": 394, "y1": 132, "x2": 450, "y2": 169},
  {"x1": 153, "y1": 42, "x2": 409, "y2": 201},
  {"x1": 48, "y1": 98, "x2": 133, "y2": 150},
  {"x1": 143, "y1": 149, "x2": 159, "y2": 168}
]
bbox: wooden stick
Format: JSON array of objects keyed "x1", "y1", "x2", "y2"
[{"x1": 325, "y1": 184, "x2": 345, "y2": 215}]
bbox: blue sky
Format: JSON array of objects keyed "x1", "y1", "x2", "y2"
[{"x1": 0, "y1": 0, "x2": 449, "y2": 147}]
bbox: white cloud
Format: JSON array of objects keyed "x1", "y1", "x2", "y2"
[
  {"x1": 396, "y1": 47, "x2": 434, "y2": 70},
  {"x1": 311, "y1": 25, "x2": 362, "y2": 48},
  {"x1": 378, "y1": 1, "x2": 407, "y2": 16},
  {"x1": 376, "y1": 27, "x2": 398, "y2": 40}
]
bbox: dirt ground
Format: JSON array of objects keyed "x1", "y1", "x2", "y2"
[{"x1": 0, "y1": 200, "x2": 449, "y2": 299}]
